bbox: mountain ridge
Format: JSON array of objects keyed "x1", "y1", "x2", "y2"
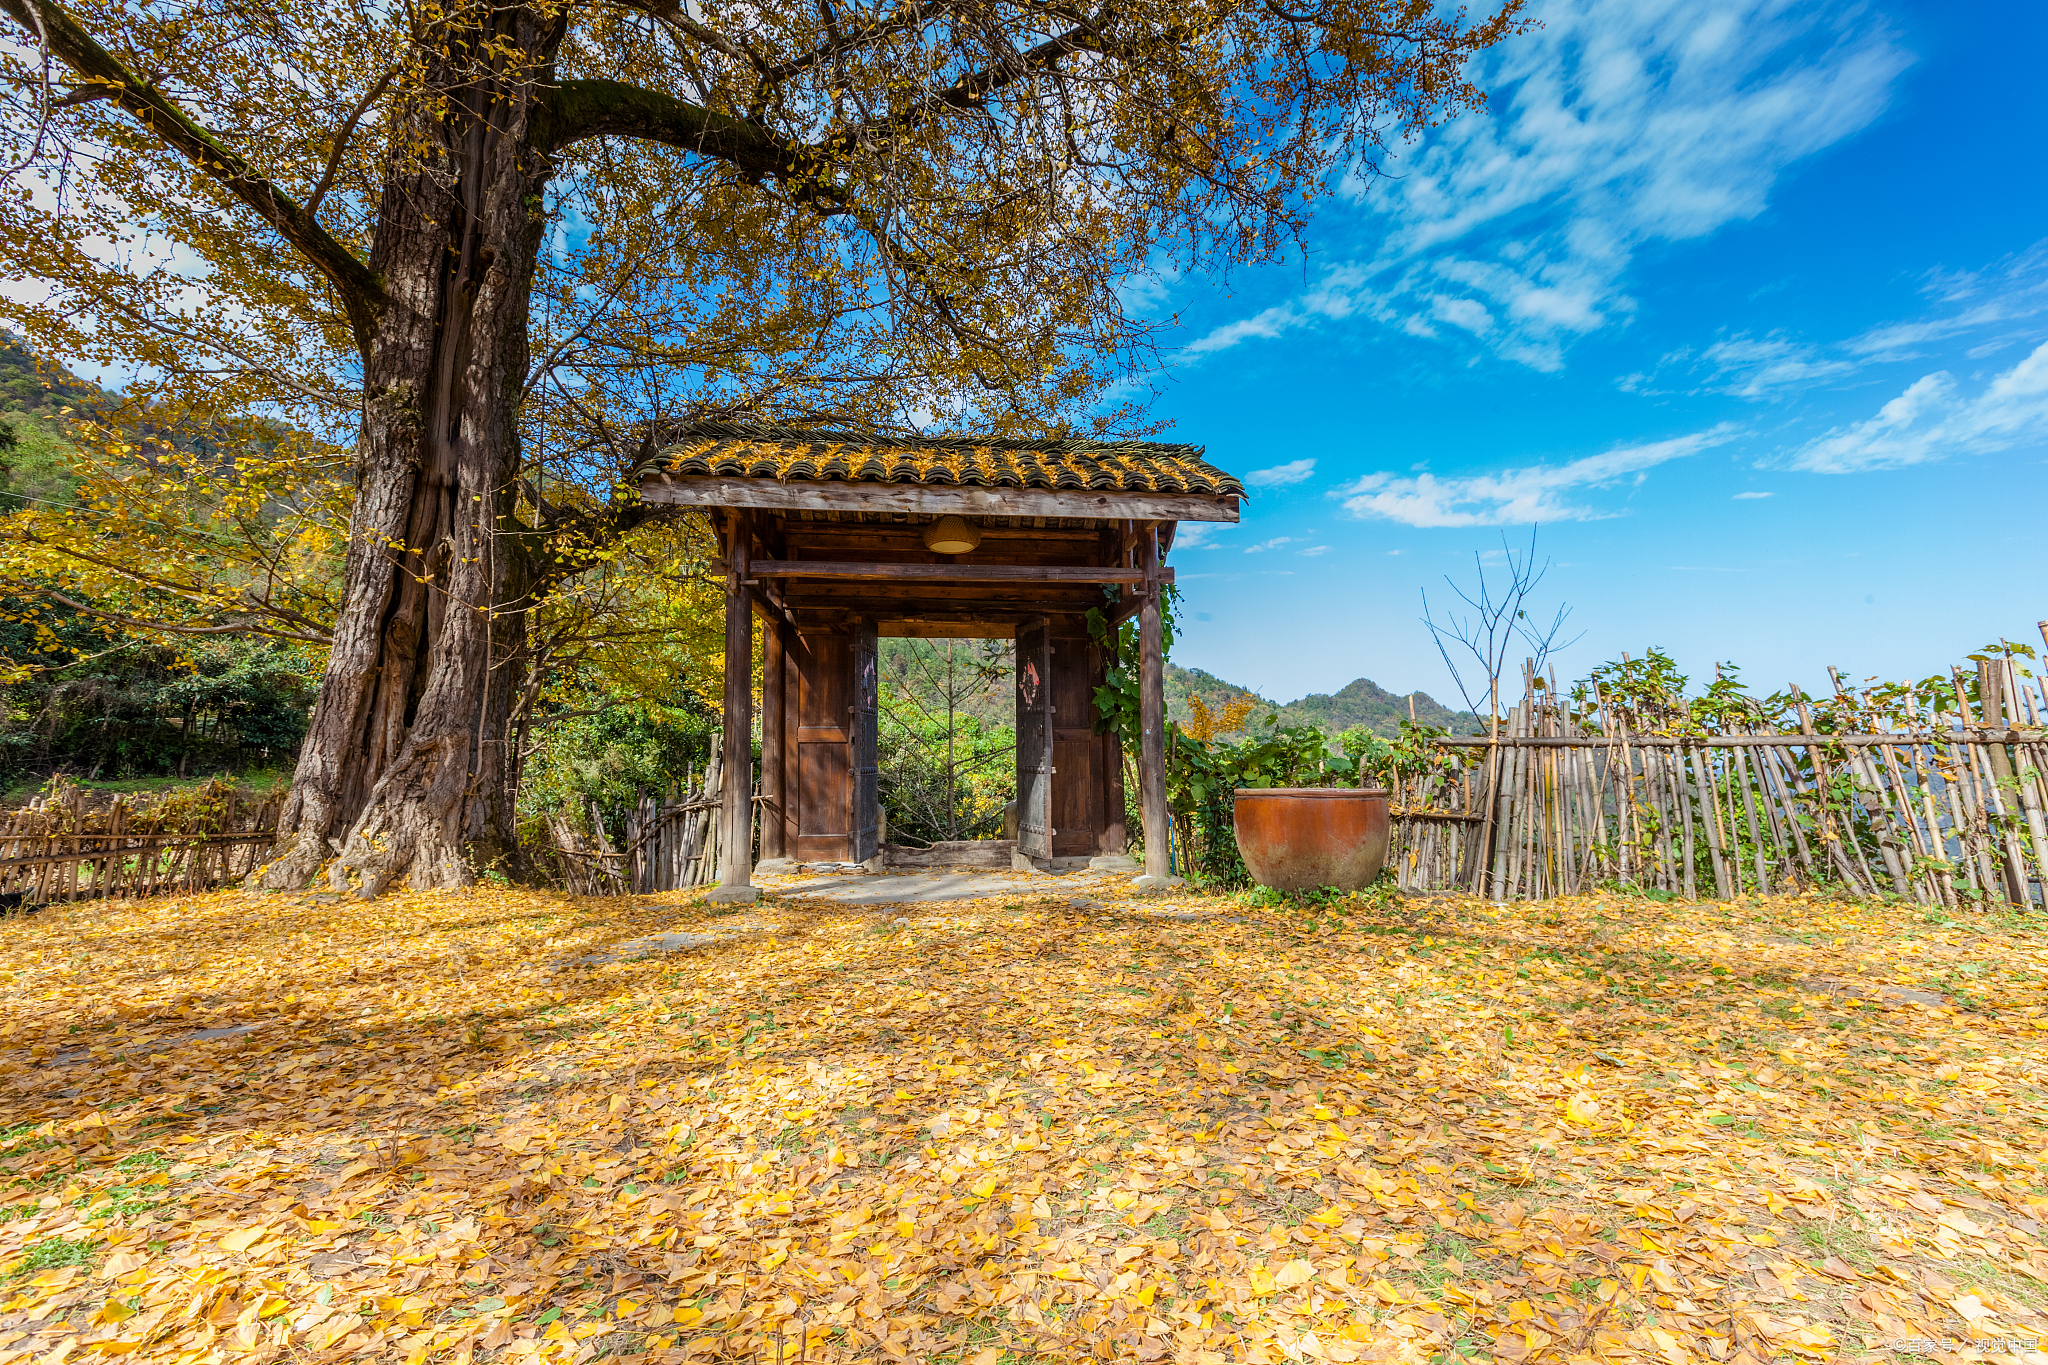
[{"x1": 1166, "y1": 664, "x2": 1477, "y2": 740}]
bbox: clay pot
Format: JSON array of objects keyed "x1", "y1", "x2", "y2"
[{"x1": 1232, "y1": 787, "x2": 1391, "y2": 891}]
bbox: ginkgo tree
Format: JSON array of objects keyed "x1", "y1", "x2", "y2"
[{"x1": 0, "y1": 0, "x2": 1525, "y2": 894}]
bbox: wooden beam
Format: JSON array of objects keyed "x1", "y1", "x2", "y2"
[
  {"x1": 783, "y1": 524, "x2": 1107, "y2": 545},
  {"x1": 788, "y1": 606, "x2": 1105, "y2": 628},
  {"x1": 747, "y1": 560, "x2": 1171, "y2": 584},
  {"x1": 779, "y1": 584, "x2": 1122, "y2": 605},
  {"x1": 641, "y1": 473, "x2": 1240, "y2": 523},
  {"x1": 878, "y1": 621, "x2": 1018, "y2": 638},
  {"x1": 779, "y1": 583, "x2": 1109, "y2": 602},
  {"x1": 794, "y1": 609, "x2": 1077, "y2": 631},
  {"x1": 1138, "y1": 528, "x2": 1169, "y2": 881}
]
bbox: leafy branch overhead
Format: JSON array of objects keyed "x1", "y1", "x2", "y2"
[{"x1": 1, "y1": 0, "x2": 1527, "y2": 433}]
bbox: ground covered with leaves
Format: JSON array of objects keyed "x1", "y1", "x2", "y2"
[{"x1": 0, "y1": 876, "x2": 2045, "y2": 1365}]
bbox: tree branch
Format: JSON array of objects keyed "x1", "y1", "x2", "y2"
[
  {"x1": 94, "y1": 293, "x2": 357, "y2": 408},
  {"x1": 631, "y1": 2, "x2": 772, "y2": 77},
  {"x1": 13, "y1": 584, "x2": 333, "y2": 645},
  {"x1": 0, "y1": 0, "x2": 385, "y2": 356},
  {"x1": 536, "y1": 80, "x2": 961, "y2": 303},
  {"x1": 11, "y1": 528, "x2": 333, "y2": 640},
  {"x1": 759, "y1": 0, "x2": 952, "y2": 85},
  {"x1": 829, "y1": 17, "x2": 1106, "y2": 153},
  {"x1": 304, "y1": 63, "x2": 397, "y2": 221},
  {"x1": 536, "y1": 78, "x2": 818, "y2": 183}
]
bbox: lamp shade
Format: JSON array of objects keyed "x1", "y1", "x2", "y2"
[{"x1": 922, "y1": 515, "x2": 982, "y2": 555}]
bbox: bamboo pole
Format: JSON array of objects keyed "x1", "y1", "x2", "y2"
[
  {"x1": 1875, "y1": 739, "x2": 1938, "y2": 905},
  {"x1": 1473, "y1": 675, "x2": 1505, "y2": 897},
  {"x1": 1752, "y1": 738, "x2": 1817, "y2": 889},
  {"x1": 1948, "y1": 667, "x2": 2008, "y2": 903},
  {"x1": 1685, "y1": 734, "x2": 1733, "y2": 900},
  {"x1": 1726, "y1": 732, "x2": 1765, "y2": 893},
  {"x1": 1978, "y1": 659, "x2": 2028, "y2": 903}
]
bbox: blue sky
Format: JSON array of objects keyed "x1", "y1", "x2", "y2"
[{"x1": 1151, "y1": 0, "x2": 2048, "y2": 709}]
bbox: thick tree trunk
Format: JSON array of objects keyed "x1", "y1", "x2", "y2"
[{"x1": 257, "y1": 12, "x2": 556, "y2": 895}]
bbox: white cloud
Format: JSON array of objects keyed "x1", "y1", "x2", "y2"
[
  {"x1": 1187, "y1": 0, "x2": 1907, "y2": 370},
  {"x1": 1244, "y1": 537, "x2": 1296, "y2": 553},
  {"x1": 1334, "y1": 424, "x2": 1738, "y2": 527},
  {"x1": 1846, "y1": 240, "x2": 2048, "y2": 361},
  {"x1": 1622, "y1": 243, "x2": 2048, "y2": 402},
  {"x1": 1172, "y1": 522, "x2": 1231, "y2": 550},
  {"x1": 1115, "y1": 260, "x2": 1181, "y2": 315},
  {"x1": 1185, "y1": 306, "x2": 1297, "y2": 355},
  {"x1": 1300, "y1": 545, "x2": 1332, "y2": 556},
  {"x1": 1620, "y1": 332, "x2": 1858, "y2": 399},
  {"x1": 1246, "y1": 458, "x2": 1317, "y2": 488},
  {"x1": 1699, "y1": 334, "x2": 1859, "y2": 398},
  {"x1": 1430, "y1": 295, "x2": 1494, "y2": 335},
  {"x1": 1185, "y1": 268, "x2": 1373, "y2": 355},
  {"x1": 1732, "y1": 490, "x2": 1773, "y2": 499},
  {"x1": 1789, "y1": 341, "x2": 2048, "y2": 473}
]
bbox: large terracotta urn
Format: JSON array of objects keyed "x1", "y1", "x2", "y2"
[{"x1": 1233, "y1": 787, "x2": 1391, "y2": 891}]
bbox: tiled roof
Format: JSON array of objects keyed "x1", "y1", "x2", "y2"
[{"x1": 644, "y1": 422, "x2": 1243, "y2": 497}]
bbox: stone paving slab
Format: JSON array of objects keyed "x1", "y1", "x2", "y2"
[
  {"x1": 1798, "y1": 975, "x2": 1952, "y2": 1008},
  {"x1": 46, "y1": 1019, "x2": 274, "y2": 1068},
  {"x1": 578, "y1": 926, "x2": 784, "y2": 965},
  {"x1": 761, "y1": 869, "x2": 1109, "y2": 906}
]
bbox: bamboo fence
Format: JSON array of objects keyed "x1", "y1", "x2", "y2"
[
  {"x1": 1381, "y1": 650, "x2": 2048, "y2": 906},
  {"x1": 528, "y1": 745, "x2": 775, "y2": 895},
  {"x1": 0, "y1": 780, "x2": 285, "y2": 906}
]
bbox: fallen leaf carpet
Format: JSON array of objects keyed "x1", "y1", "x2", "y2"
[{"x1": 0, "y1": 882, "x2": 2044, "y2": 1364}]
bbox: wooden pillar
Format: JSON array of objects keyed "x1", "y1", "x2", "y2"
[
  {"x1": 717, "y1": 511, "x2": 756, "y2": 897},
  {"x1": 761, "y1": 620, "x2": 786, "y2": 860},
  {"x1": 781, "y1": 628, "x2": 801, "y2": 856},
  {"x1": 1139, "y1": 525, "x2": 1170, "y2": 879}
]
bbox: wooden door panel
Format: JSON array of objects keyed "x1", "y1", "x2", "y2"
[
  {"x1": 1052, "y1": 732, "x2": 1097, "y2": 856},
  {"x1": 1015, "y1": 618, "x2": 1053, "y2": 859},
  {"x1": 1049, "y1": 623, "x2": 1104, "y2": 856},
  {"x1": 797, "y1": 631, "x2": 853, "y2": 862}
]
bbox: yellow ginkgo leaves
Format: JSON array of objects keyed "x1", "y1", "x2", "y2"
[{"x1": 0, "y1": 881, "x2": 2045, "y2": 1365}]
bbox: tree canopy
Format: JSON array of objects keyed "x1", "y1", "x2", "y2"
[
  {"x1": 0, "y1": 0, "x2": 1527, "y2": 890},
  {"x1": 2, "y1": 0, "x2": 1523, "y2": 474}
]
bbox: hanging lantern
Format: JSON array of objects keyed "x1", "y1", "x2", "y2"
[{"x1": 922, "y1": 514, "x2": 982, "y2": 555}]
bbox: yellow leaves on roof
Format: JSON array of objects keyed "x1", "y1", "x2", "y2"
[
  {"x1": 651, "y1": 422, "x2": 1245, "y2": 496},
  {"x1": 0, "y1": 883, "x2": 2043, "y2": 1363}
]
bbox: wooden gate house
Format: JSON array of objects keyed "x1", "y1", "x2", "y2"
[{"x1": 635, "y1": 424, "x2": 1244, "y2": 901}]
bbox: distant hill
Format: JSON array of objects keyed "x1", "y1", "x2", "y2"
[
  {"x1": 1167, "y1": 664, "x2": 1476, "y2": 740},
  {"x1": 877, "y1": 641, "x2": 1476, "y2": 742},
  {"x1": 0, "y1": 333, "x2": 93, "y2": 510},
  {"x1": 0, "y1": 331, "x2": 107, "y2": 421}
]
